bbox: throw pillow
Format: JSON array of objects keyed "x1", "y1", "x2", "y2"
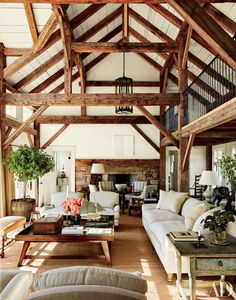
[
  {"x1": 192, "y1": 206, "x2": 220, "y2": 232},
  {"x1": 156, "y1": 190, "x2": 188, "y2": 214},
  {"x1": 185, "y1": 201, "x2": 212, "y2": 231}
]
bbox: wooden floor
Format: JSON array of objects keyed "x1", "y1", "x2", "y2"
[{"x1": 1, "y1": 214, "x2": 235, "y2": 299}]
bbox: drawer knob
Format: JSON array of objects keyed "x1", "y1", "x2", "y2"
[{"x1": 218, "y1": 261, "x2": 223, "y2": 267}]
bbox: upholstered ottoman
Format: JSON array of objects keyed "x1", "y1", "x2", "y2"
[{"x1": 0, "y1": 216, "x2": 26, "y2": 258}]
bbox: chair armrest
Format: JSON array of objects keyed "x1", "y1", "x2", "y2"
[{"x1": 114, "y1": 205, "x2": 120, "y2": 212}]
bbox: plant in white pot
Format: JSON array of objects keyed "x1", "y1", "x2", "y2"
[
  {"x1": 6, "y1": 145, "x2": 54, "y2": 219},
  {"x1": 202, "y1": 210, "x2": 235, "y2": 244}
]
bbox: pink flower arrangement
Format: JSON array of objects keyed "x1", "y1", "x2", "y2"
[{"x1": 61, "y1": 198, "x2": 84, "y2": 216}]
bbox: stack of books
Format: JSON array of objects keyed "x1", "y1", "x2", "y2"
[
  {"x1": 86, "y1": 228, "x2": 112, "y2": 235},
  {"x1": 61, "y1": 226, "x2": 84, "y2": 235},
  {"x1": 169, "y1": 231, "x2": 204, "y2": 242}
]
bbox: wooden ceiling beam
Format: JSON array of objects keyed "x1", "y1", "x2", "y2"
[
  {"x1": 131, "y1": 124, "x2": 160, "y2": 153},
  {"x1": 81, "y1": 80, "x2": 160, "y2": 87},
  {"x1": 182, "y1": 133, "x2": 195, "y2": 171},
  {"x1": 36, "y1": 115, "x2": 160, "y2": 124},
  {"x1": 4, "y1": 117, "x2": 38, "y2": 135},
  {"x1": 4, "y1": 4, "x2": 105, "y2": 80},
  {"x1": 4, "y1": 12, "x2": 58, "y2": 79},
  {"x1": 41, "y1": 124, "x2": 69, "y2": 149},
  {"x1": 148, "y1": 3, "x2": 217, "y2": 55},
  {"x1": 3, "y1": 92, "x2": 180, "y2": 106},
  {"x1": 204, "y1": 4, "x2": 236, "y2": 36},
  {"x1": 4, "y1": 48, "x2": 30, "y2": 56},
  {"x1": 71, "y1": 42, "x2": 179, "y2": 53},
  {"x1": 25, "y1": 11, "x2": 122, "y2": 93},
  {"x1": 182, "y1": 25, "x2": 192, "y2": 69},
  {"x1": 3, "y1": 105, "x2": 48, "y2": 149},
  {"x1": 167, "y1": 0, "x2": 236, "y2": 70},
  {"x1": 24, "y1": 3, "x2": 38, "y2": 44},
  {"x1": 136, "y1": 105, "x2": 179, "y2": 148}
]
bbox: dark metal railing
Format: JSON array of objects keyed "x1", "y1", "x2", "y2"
[{"x1": 164, "y1": 36, "x2": 236, "y2": 133}]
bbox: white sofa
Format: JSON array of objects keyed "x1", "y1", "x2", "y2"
[
  {"x1": 89, "y1": 191, "x2": 120, "y2": 227},
  {"x1": 142, "y1": 194, "x2": 236, "y2": 283},
  {"x1": 40, "y1": 191, "x2": 84, "y2": 216},
  {"x1": 0, "y1": 267, "x2": 147, "y2": 300}
]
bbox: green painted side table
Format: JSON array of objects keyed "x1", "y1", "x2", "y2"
[{"x1": 168, "y1": 234, "x2": 236, "y2": 300}]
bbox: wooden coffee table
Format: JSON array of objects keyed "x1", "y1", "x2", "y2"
[{"x1": 15, "y1": 224, "x2": 114, "y2": 267}]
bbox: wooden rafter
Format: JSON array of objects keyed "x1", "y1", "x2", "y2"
[
  {"x1": 27, "y1": 133, "x2": 34, "y2": 147},
  {"x1": 24, "y1": 3, "x2": 38, "y2": 43},
  {"x1": 4, "y1": 12, "x2": 58, "y2": 79},
  {"x1": 41, "y1": 124, "x2": 69, "y2": 149},
  {"x1": 131, "y1": 124, "x2": 160, "y2": 153},
  {"x1": 136, "y1": 105, "x2": 179, "y2": 148},
  {"x1": 36, "y1": 115, "x2": 159, "y2": 124},
  {"x1": 4, "y1": 4, "x2": 105, "y2": 80},
  {"x1": 3, "y1": 105, "x2": 48, "y2": 149},
  {"x1": 182, "y1": 133, "x2": 195, "y2": 171},
  {"x1": 71, "y1": 42, "x2": 179, "y2": 53},
  {"x1": 3, "y1": 93, "x2": 180, "y2": 106},
  {"x1": 204, "y1": 4, "x2": 236, "y2": 36},
  {"x1": 4, "y1": 117, "x2": 38, "y2": 135},
  {"x1": 181, "y1": 25, "x2": 192, "y2": 69},
  {"x1": 4, "y1": 48, "x2": 30, "y2": 56},
  {"x1": 123, "y1": 4, "x2": 129, "y2": 40},
  {"x1": 167, "y1": 0, "x2": 236, "y2": 70}
]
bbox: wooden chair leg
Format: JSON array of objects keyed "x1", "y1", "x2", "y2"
[{"x1": 1, "y1": 235, "x2": 6, "y2": 258}]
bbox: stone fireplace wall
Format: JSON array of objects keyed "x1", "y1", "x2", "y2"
[{"x1": 75, "y1": 159, "x2": 159, "y2": 191}]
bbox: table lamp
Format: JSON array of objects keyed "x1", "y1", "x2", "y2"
[
  {"x1": 90, "y1": 163, "x2": 105, "y2": 187},
  {"x1": 199, "y1": 171, "x2": 221, "y2": 201}
]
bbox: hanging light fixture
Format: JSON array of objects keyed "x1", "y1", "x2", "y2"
[{"x1": 115, "y1": 52, "x2": 133, "y2": 114}]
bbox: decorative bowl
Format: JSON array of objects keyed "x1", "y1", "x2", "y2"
[{"x1": 115, "y1": 183, "x2": 127, "y2": 192}]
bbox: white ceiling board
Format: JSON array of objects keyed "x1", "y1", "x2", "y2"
[
  {"x1": 42, "y1": 106, "x2": 81, "y2": 116},
  {"x1": 32, "y1": 7, "x2": 52, "y2": 29}
]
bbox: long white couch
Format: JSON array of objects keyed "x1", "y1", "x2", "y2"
[{"x1": 142, "y1": 191, "x2": 236, "y2": 283}]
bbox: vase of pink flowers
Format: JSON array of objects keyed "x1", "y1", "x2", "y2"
[{"x1": 61, "y1": 197, "x2": 84, "y2": 226}]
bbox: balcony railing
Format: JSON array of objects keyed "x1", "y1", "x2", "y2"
[{"x1": 164, "y1": 37, "x2": 236, "y2": 133}]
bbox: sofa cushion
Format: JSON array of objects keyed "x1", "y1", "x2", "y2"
[
  {"x1": 156, "y1": 190, "x2": 188, "y2": 214},
  {"x1": 181, "y1": 198, "x2": 201, "y2": 217},
  {"x1": 192, "y1": 206, "x2": 221, "y2": 233},
  {"x1": 142, "y1": 208, "x2": 184, "y2": 226},
  {"x1": 185, "y1": 201, "x2": 212, "y2": 230},
  {"x1": 29, "y1": 285, "x2": 147, "y2": 300},
  {"x1": 33, "y1": 266, "x2": 147, "y2": 294}
]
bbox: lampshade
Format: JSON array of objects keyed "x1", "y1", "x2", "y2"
[
  {"x1": 90, "y1": 163, "x2": 105, "y2": 174},
  {"x1": 199, "y1": 171, "x2": 220, "y2": 186}
]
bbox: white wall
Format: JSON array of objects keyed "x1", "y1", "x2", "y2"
[{"x1": 40, "y1": 124, "x2": 160, "y2": 159}]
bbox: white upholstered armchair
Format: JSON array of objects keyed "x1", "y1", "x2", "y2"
[{"x1": 89, "y1": 191, "x2": 120, "y2": 227}]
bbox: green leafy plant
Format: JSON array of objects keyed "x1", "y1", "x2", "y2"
[
  {"x1": 219, "y1": 154, "x2": 236, "y2": 191},
  {"x1": 201, "y1": 210, "x2": 235, "y2": 234},
  {"x1": 6, "y1": 145, "x2": 54, "y2": 198}
]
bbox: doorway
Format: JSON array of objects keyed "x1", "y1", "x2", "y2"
[{"x1": 169, "y1": 150, "x2": 178, "y2": 191}]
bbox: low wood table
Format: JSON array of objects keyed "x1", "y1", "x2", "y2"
[
  {"x1": 15, "y1": 224, "x2": 114, "y2": 267},
  {"x1": 168, "y1": 234, "x2": 236, "y2": 300}
]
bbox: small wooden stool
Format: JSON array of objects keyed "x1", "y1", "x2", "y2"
[
  {"x1": 29, "y1": 210, "x2": 41, "y2": 224},
  {"x1": 0, "y1": 216, "x2": 26, "y2": 258}
]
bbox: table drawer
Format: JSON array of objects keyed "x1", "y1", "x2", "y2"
[{"x1": 196, "y1": 258, "x2": 236, "y2": 272}]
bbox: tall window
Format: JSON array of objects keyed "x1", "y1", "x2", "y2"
[{"x1": 213, "y1": 148, "x2": 224, "y2": 186}]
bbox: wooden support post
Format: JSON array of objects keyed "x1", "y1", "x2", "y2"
[
  {"x1": 206, "y1": 145, "x2": 212, "y2": 171},
  {"x1": 177, "y1": 36, "x2": 189, "y2": 192},
  {"x1": 34, "y1": 121, "x2": 40, "y2": 149},
  {"x1": 0, "y1": 42, "x2": 6, "y2": 216}
]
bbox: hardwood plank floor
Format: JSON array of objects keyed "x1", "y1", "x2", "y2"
[{"x1": 1, "y1": 214, "x2": 235, "y2": 299}]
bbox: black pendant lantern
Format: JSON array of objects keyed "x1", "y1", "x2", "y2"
[{"x1": 115, "y1": 53, "x2": 133, "y2": 114}]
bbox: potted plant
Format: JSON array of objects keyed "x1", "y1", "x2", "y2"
[
  {"x1": 6, "y1": 145, "x2": 54, "y2": 219},
  {"x1": 219, "y1": 154, "x2": 236, "y2": 198},
  {"x1": 201, "y1": 210, "x2": 235, "y2": 244}
]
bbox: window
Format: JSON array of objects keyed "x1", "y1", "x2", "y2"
[
  {"x1": 6, "y1": 105, "x2": 17, "y2": 119},
  {"x1": 213, "y1": 148, "x2": 224, "y2": 186}
]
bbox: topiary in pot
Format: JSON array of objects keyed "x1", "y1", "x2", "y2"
[{"x1": 6, "y1": 145, "x2": 54, "y2": 219}]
